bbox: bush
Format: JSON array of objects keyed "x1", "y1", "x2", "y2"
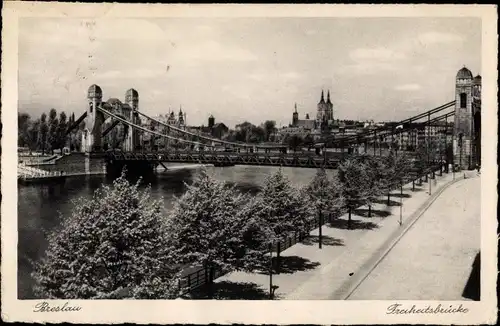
[{"x1": 32, "y1": 172, "x2": 181, "y2": 299}]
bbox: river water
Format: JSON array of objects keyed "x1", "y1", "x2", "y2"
[{"x1": 17, "y1": 165, "x2": 336, "y2": 299}]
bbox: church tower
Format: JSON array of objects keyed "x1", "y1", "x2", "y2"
[
  {"x1": 453, "y1": 66, "x2": 474, "y2": 169},
  {"x1": 292, "y1": 103, "x2": 299, "y2": 126},
  {"x1": 316, "y1": 90, "x2": 326, "y2": 126},
  {"x1": 178, "y1": 107, "x2": 185, "y2": 127},
  {"x1": 326, "y1": 90, "x2": 334, "y2": 121}
]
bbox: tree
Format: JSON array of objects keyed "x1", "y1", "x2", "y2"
[
  {"x1": 263, "y1": 120, "x2": 276, "y2": 142},
  {"x1": 288, "y1": 134, "x2": 303, "y2": 152},
  {"x1": 259, "y1": 169, "x2": 313, "y2": 241},
  {"x1": 307, "y1": 168, "x2": 345, "y2": 248},
  {"x1": 32, "y1": 171, "x2": 182, "y2": 299},
  {"x1": 47, "y1": 109, "x2": 59, "y2": 154},
  {"x1": 57, "y1": 111, "x2": 68, "y2": 154},
  {"x1": 255, "y1": 169, "x2": 313, "y2": 268},
  {"x1": 303, "y1": 134, "x2": 314, "y2": 151},
  {"x1": 363, "y1": 156, "x2": 389, "y2": 216},
  {"x1": 338, "y1": 157, "x2": 370, "y2": 229},
  {"x1": 37, "y1": 113, "x2": 49, "y2": 155},
  {"x1": 27, "y1": 119, "x2": 40, "y2": 154},
  {"x1": 18, "y1": 113, "x2": 31, "y2": 148},
  {"x1": 230, "y1": 195, "x2": 274, "y2": 272},
  {"x1": 166, "y1": 168, "x2": 250, "y2": 282}
]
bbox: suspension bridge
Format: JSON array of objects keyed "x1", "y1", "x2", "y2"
[{"x1": 63, "y1": 67, "x2": 481, "y2": 177}]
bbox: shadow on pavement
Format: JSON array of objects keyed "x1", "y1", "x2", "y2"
[
  {"x1": 372, "y1": 198, "x2": 402, "y2": 207},
  {"x1": 462, "y1": 252, "x2": 480, "y2": 301},
  {"x1": 327, "y1": 218, "x2": 379, "y2": 230},
  {"x1": 390, "y1": 193, "x2": 411, "y2": 198},
  {"x1": 354, "y1": 208, "x2": 391, "y2": 218},
  {"x1": 276, "y1": 255, "x2": 321, "y2": 274},
  {"x1": 187, "y1": 281, "x2": 270, "y2": 300},
  {"x1": 301, "y1": 235, "x2": 345, "y2": 246},
  {"x1": 256, "y1": 256, "x2": 321, "y2": 275}
]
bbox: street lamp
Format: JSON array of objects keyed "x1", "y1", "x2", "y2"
[{"x1": 269, "y1": 243, "x2": 273, "y2": 299}]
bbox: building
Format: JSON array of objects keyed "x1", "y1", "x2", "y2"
[
  {"x1": 291, "y1": 90, "x2": 335, "y2": 132},
  {"x1": 292, "y1": 103, "x2": 316, "y2": 130},
  {"x1": 188, "y1": 115, "x2": 229, "y2": 140},
  {"x1": 316, "y1": 90, "x2": 334, "y2": 130},
  {"x1": 165, "y1": 107, "x2": 187, "y2": 128}
]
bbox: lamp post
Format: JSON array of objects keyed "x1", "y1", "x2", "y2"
[
  {"x1": 269, "y1": 243, "x2": 273, "y2": 299},
  {"x1": 399, "y1": 181, "x2": 403, "y2": 226}
]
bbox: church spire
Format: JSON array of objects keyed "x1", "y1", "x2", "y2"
[
  {"x1": 327, "y1": 90, "x2": 332, "y2": 104},
  {"x1": 319, "y1": 90, "x2": 325, "y2": 104},
  {"x1": 294, "y1": 103, "x2": 298, "y2": 113}
]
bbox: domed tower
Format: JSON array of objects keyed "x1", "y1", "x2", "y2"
[
  {"x1": 85, "y1": 84, "x2": 105, "y2": 152},
  {"x1": 208, "y1": 114, "x2": 215, "y2": 128},
  {"x1": 292, "y1": 103, "x2": 299, "y2": 126},
  {"x1": 472, "y1": 75, "x2": 482, "y2": 166},
  {"x1": 454, "y1": 66, "x2": 474, "y2": 168}
]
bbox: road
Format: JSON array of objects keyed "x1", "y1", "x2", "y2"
[{"x1": 347, "y1": 175, "x2": 480, "y2": 300}]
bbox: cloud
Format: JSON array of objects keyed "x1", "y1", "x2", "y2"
[
  {"x1": 179, "y1": 40, "x2": 257, "y2": 63},
  {"x1": 350, "y1": 47, "x2": 406, "y2": 61},
  {"x1": 416, "y1": 32, "x2": 463, "y2": 46},
  {"x1": 394, "y1": 83, "x2": 421, "y2": 91},
  {"x1": 340, "y1": 62, "x2": 398, "y2": 75}
]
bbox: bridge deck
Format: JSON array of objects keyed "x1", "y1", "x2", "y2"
[{"x1": 101, "y1": 150, "x2": 349, "y2": 169}]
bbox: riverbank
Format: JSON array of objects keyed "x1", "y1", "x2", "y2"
[{"x1": 185, "y1": 170, "x2": 472, "y2": 300}]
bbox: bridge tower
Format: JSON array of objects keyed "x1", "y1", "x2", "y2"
[
  {"x1": 83, "y1": 84, "x2": 105, "y2": 152},
  {"x1": 453, "y1": 66, "x2": 479, "y2": 169},
  {"x1": 125, "y1": 88, "x2": 139, "y2": 151}
]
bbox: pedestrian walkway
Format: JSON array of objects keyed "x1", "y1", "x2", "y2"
[
  {"x1": 348, "y1": 174, "x2": 480, "y2": 300},
  {"x1": 212, "y1": 171, "x2": 468, "y2": 300}
]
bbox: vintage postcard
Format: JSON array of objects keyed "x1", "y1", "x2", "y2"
[{"x1": 1, "y1": 2, "x2": 498, "y2": 325}]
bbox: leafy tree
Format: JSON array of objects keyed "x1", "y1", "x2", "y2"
[
  {"x1": 307, "y1": 168, "x2": 345, "y2": 246},
  {"x1": 258, "y1": 169, "x2": 313, "y2": 241},
  {"x1": 56, "y1": 111, "x2": 68, "y2": 154},
  {"x1": 303, "y1": 134, "x2": 314, "y2": 151},
  {"x1": 288, "y1": 134, "x2": 303, "y2": 152},
  {"x1": 37, "y1": 113, "x2": 49, "y2": 155},
  {"x1": 47, "y1": 109, "x2": 59, "y2": 154},
  {"x1": 18, "y1": 113, "x2": 31, "y2": 147},
  {"x1": 27, "y1": 119, "x2": 40, "y2": 154},
  {"x1": 263, "y1": 120, "x2": 276, "y2": 142},
  {"x1": 363, "y1": 156, "x2": 389, "y2": 216},
  {"x1": 166, "y1": 168, "x2": 250, "y2": 280},
  {"x1": 32, "y1": 172, "x2": 182, "y2": 299},
  {"x1": 338, "y1": 157, "x2": 370, "y2": 229},
  {"x1": 230, "y1": 195, "x2": 274, "y2": 272}
]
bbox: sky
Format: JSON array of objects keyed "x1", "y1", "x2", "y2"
[{"x1": 18, "y1": 17, "x2": 481, "y2": 128}]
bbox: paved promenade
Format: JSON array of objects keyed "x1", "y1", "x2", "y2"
[
  {"x1": 209, "y1": 170, "x2": 478, "y2": 300},
  {"x1": 348, "y1": 173, "x2": 480, "y2": 300}
]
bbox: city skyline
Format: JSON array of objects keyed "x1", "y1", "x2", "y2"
[{"x1": 19, "y1": 17, "x2": 481, "y2": 128}]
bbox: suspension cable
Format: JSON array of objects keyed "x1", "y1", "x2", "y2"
[
  {"x1": 97, "y1": 106, "x2": 206, "y2": 147},
  {"x1": 137, "y1": 110, "x2": 285, "y2": 149}
]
